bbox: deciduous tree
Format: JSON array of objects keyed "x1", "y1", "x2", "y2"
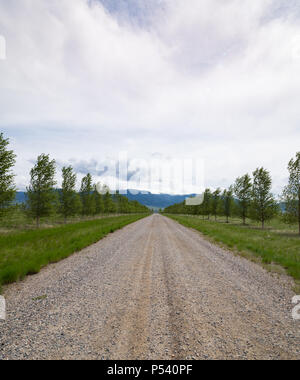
[
  {"x1": 80, "y1": 174, "x2": 95, "y2": 216},
  {"x1": 222, "y1": 186, "x2": 234, "y2": 223},
  {"x1": 282, "y1": 152, "x2": 300, "y2": 235},
  {"x1": 234, "y1": 174, "x2": 252, "y2": 225},
  {"x1": 60, "y1": 166, "x2": 81, "y2": 222},
  {"x1": 202, "y1": 189, "x2": 212, "y2": 220},
  {"x1": 26, "y1": 154, "x2": 57, "y2": 227},
  {"x1": 0, "y1": 133, "x2": 16, "y2": 215},
  {"x1": 212, "y1": 188, "x2": 221, "y2": 221},
  {"x1": 93, "y1": 185, "x2": 104, "y2": 215},
  {"x1": 104, "y1": 191, "x2": 116, "y2": 214},
  {"x1": 250, "y1": 168, "x2": 277, "y2": 229}
]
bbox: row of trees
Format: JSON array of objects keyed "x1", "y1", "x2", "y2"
[
  {"x1": 165, "y1": 153, "x2": 300, "y2": 234},
  {"x1": 27, "y1": 154, "x2": 148, "y2": 226},
  {"x1": 0, "y1": 133, "x2": 149, "y2": 227}
]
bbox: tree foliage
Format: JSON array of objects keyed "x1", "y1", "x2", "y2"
[
  {"x1": 26, "y1": 154, "x2": 57, "y2": 227},
  {"x1": 0, "y1": 133, "x2": 16, "y2": 214},
  {"x1": 104, "y1": 191, "x2": 116, "y2": 214},
  {"x1": 212, "y1": 188, "x2": 221, "y2": 221},
  {"x1": 250, "y1": 168, "x2": 278, "y2": 229},
  {"x1": 93, "y1": 185, "x2": 104, "y2": 215},
  {"x1": 202, "y1": 189, "x2": 212, "y2": 219},
  {"x1": 282, "y1": 152, "x2": 300, "y2": 234},
  {"x1": 234, "y1": 174, "x2": 252, "y2": 225},
  {"x1": 80, "y1": 173, "x2": 95, "y2": 216},
  {"x1": 60, "y1": 166, "x2": 81, "y2": 222},
  {"x1": 222, "y1": 187, "x2": 234, "y2": 223}
]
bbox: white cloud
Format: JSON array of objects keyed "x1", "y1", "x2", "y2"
[{"x1": 0, "y1": 0, "x2": 299, "y2": 193}]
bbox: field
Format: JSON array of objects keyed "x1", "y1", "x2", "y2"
[
  {"x1": 0, "y1": 207, "x2": 139, "y2": 232},
  {"x1": 0, "y1": 214, "x2": 147, "y2": 292},
  {"x1": 166, "y1": 214, "x2": 300, "y2": 287}
]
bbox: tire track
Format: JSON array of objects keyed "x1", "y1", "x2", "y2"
[{"x1": 0, "y1": 215, "x2": 299, "y2": 360}]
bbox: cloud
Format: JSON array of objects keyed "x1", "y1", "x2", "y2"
[
  {"x1": 98, "y1": 0, "x2": 165, "y2": 27},
  {"x1": 0, "y1": 0, "x2": 299, "y2": 193}
]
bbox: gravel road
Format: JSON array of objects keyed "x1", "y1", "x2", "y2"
[{"x1": 0, "y1": 215, "x2": 299, "y2": 360}]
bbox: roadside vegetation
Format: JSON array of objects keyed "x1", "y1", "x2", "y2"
[
  {"x1": 0, "y1": 132, "x2": 149, "y2": 232},
  {"x1": 164, "y1": 153, "x2": 300, "y2": 235},
  {"x1": 166, "y1": 214, "x2": 300, "y2": 283},
  {"x1": 164, "y1": 152, "x2": 300, "y2": 287},
  {"x1": 0, "y1": 214, "x2": 147, "y2": 292},
  {"x1": 0, "y1": 206, "x2": 143, "y2": 232},
  {"x1": 0, "y1": 132, "x2": 150, "y2": 291}
]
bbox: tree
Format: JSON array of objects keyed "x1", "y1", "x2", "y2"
[
  {"x1": 114, "y1": 191, "x2": 122, "y2": 213},
  {"x1": 0, "y1": 133, "x2": 16, "y2": 215},
  {"x1": 202, "y1": 189, "x2": 212, "y2": 220},
  {"x1": 116, "y1": 192, "x2": 130, "y2": 214},
  {"x1": 282, "y1": 152, "x2": 300, "y2": 235},
  {"x1": 60, "y1": 166, "x2": 81, "y2": 223},
  {"x1": 104, "y1": 191, "x2": 116, "y2": 214},
  {"x1": 212, "y1": 188, "x2": 221, "y2": 221},
  {"x1": 26, "y1": 154, "x2": 57, "y2": 227},
  {"x1": 234, "y1": 174, "x2": 252, "y2": 225},
  {"x1": 93, "y1": 185, "x2": 104, "y2": 215},
  {"x1": 250, "y1": 168, "x2": 277, "y2": 229},
  {"x1": 80, "y1": 174, "x2": 95, "y2": 216},
  {"x1": 222, "y1": 187, "x2": 234, "y2": 223}
]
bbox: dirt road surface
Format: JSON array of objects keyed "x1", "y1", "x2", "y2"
[{"x1": 0, "y1": 215, "x2": 299, "y2": 360}]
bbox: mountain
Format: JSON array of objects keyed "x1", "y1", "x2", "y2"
[
  {"x1": 125, "y1": 190, "x2": 195, "y2": 209},
  {"x1": 15, "y1": 192, "x2": 26, "y2": 204},
  {"x1": 15, "y1": 191, "x2": 195, "y2": 210}
]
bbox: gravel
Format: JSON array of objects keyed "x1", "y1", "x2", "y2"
[{"x1": 0, "y1": 214, "x2": 299, "y2": 360}]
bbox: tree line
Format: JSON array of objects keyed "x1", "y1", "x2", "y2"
[
  {"x1": 164, "y1": 153, "x2": 300, "y2": 235},
  {"x1": 0, "y1": 133, "x2": 149, "y2": 227}
]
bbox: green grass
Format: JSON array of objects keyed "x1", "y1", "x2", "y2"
[
  {"x1": 0, "y1": 207, "x2": 138, "y2": 232},
  {"x1": 166, "y1": 215, "x2": 300, "y2": 284},
  {"x1": 0, "y1": 214, "x2": 147, "y2": 292}
]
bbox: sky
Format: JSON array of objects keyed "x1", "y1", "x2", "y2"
[{"x1": 0, "y1": 0, "x2": 299, "y2": 194}]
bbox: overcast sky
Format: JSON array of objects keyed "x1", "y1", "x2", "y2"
[{"x1": 0, "y1": 0, "x2": 299, "y2": 194}]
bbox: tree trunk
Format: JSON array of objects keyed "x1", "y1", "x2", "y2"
[
  {"x1": 262, "y1": 220, "x2": 265, "y2": 230},
  {"x1": 36, "y1": 216, "x2": 40, "y2": 228},
  {"x1": 226, "y1": 215, "x2": 229, "y2": 223}
]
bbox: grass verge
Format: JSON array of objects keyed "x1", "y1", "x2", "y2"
[
  {"x1": 166, "y1": 214, "x2": 300, "y2": 290},
  {"x1": 0, "y1": 207, "x2": 138, "y2": 232},
  {"x1": 0, "y1": 214, "x2": 147, "y2": 292}
]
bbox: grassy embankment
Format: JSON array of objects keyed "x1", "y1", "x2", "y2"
[
  {"x1": 166, "y1": 214, "x2": 300, "y2": 289},
  {"x1": 0, "y1": 214, "x2": 147, "y2": 292}
]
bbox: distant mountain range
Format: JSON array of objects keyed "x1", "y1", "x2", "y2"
[
  {"x1": 14, "y1": 191, "x2": 195, "y2": 210},
  {"x1": 125, "y1": 190, "x2": 195, "y2": 210}
]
